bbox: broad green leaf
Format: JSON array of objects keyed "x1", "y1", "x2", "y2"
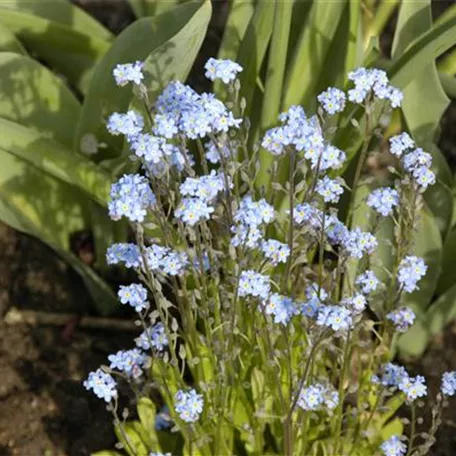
[
  {"x1": 389, "y1": 15, "x2": 456, "y2": 89},
  {"x1": 92, "y1": 451, "x2": 124, "y2": 456},
  {"x1": 214, "y1": 0, "x2": 255, "y2": 98},
  {"x1": 283, "y1": 0, "x2": 347, "y2": 108},
  {"x1": 436, "y1": 226, "x2": 456, "y2": 295},
  {"x1": 392, "y1": 0, "x2": 453, "y2": 236},
  {"x1": 0, "y1": 0, "x2": 113, "y2": 41},
  {"x1": 0, "y1": 52, "x2": 80, "y2": 148},
  {"x1": 75, "y1": 0, "x2": 211, "y2": 160},
  {"x1": 396, "y1": 318, "x2": 429, "y2": 358},
  {"x1": 237, "y1": 1, "x2": 274, "y2": 116},
  {"x1": 426, "y1": 282, "x2": 456, "y2": 336},
  {"x1": 218, "y1": 0, "x2": 255, "y2": 62},
  {"x1": 401, "y1": 209, "x2": 442, "y2": 314},
  {"x1": 0, "y1": 23, "x2": 25, "y2": 54},
  {"x1": 114, "y1": 421, "x2": 149, "y2": 456},
  {"x1": 137, "y1": 397, "x2": 159, "y2": 448},
  {"x1": 0, "y1": 150, "x2": 116, "y2": 314},
  {"x1": 364, "y1": 0, "x2": 399, "y2": 48},
  {"x1": 0, "y1": 9, "x2": 109, "y2": 93},
  {"x1": 380, "y1": 418, "x2": 403, "y2": 441},
  {"x1": 256, "y1": 0, "x2": 293, "y2": 187},
  {"x1": 128, "y1": 0, "x2": 183, "y2": 18},
  {"x1": 0, "y1": 118, "x2": 111, "y2": 207}
]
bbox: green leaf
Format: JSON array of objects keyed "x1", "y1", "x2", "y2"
[
  {"x1": 392, "y1": 0, "x2": 453, "y2": 237},
  {"x1": 389, "y1": 15, "x2": 456, "y2": 90},
  {"x1": 137, "y1": 397, "x2": 159, "y2": 448},
  {"x1": 401, "y1": 209, "x2": 442, "y2": 314},
  {"x1": 128, "y1": 0, "x2": 183, "y2": 18},
  {"x1": 436, "y1": 226, "x2": 456, "y2": 295},
  {"x1": 283, "y1": 0, "x2": 347, "y2": 108},
  {"x1": 0, "y1": 149, "x2": 116, "y2": 314},
  {"x1": 75, "y1": 0, "x2": 211, "y2": 160},
  {"x1": 426, "y1": 282, "x2": 456, "y2": 336},
  {"x1": 0, "y1": 52, "x2": 80, "y2": 148},
  {"x1": 0, "y1": 117, "x2": 111, "y2": 207},
  {"x1": 236, "y1": 1, "x2": 274, "y2": 116},
  {"x1": 115, "y1": 421, "x2": 149, "y2": 456},
  {"x1": 396, "y1": 318, "x2": 430, "y2": 358},
  {"x1": 380, "y1": 418, "x2": 404, "y2": 441},
  {"x1": 214, "y1": 0, "x2": 255, "y2": 98},
  {"x1": 218, "y1": 0, "x2": 255, "y2": 62},
  {"x1": 0, "y1": 0, "x2": 113, "y2": 41},
  {"x1": 256, "y1": 0, "x2": 293, "y2": 187},
  {"x1": 0, "y1": 9, "x2": 110, "y2": 93},
  {"x1": 0, "y1": 23, "x2": 25, "y2": 54},
  {"x1": 92, "y1": 451, "x2": 124, "y2": 456}
]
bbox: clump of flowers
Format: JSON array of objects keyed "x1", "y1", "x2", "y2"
[{"x1": 83, "y1": 59, "x2": 445, "y2": 456}]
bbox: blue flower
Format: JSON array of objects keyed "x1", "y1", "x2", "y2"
[
  {"x1": 318, "y1": 87, "x2": 346, "y2": 115},
  {"x1": 174, "y1": 389, "x2": 204, "y2": 423},
  {"x1": 342, "y1": 228, "x2": 378, "y2": 259},
  {"x1": 83, "y1": 369, "x2": 117, "y2": 402},
  {"x1": 380, "y1": 435, "x2": 407, "y2": 456},
  {"x1": 175, "y1": 197, "x2": 214, "y2": 226},
  {"x1": 398, "y1": 375, "x2": 427, "y2": 402},
  {"x1": 348, "y1": 68, "x2": 402, "y2": 107},
  {"x1": 297, "y1": 383, "x2": 339, "y2": 411},
  {"x1": 367, "y1": 187, "x2": 399, "y2": 217},
  {"x1": 106, "y1": 243, "x2": 141, "y2": 269},
  {"x1": 316, "y1": 305, "x2": 353, "y2": 331},
  {"x1": 356, "y1": 270, "x2": 380, "y2": 294},
  {"x1": 204, "y1": 57, "x2": 243, "y2": 83},
  {"x1": 315, "y1": 176, "x2": 344, "y2": 203},
  {"x1": 389, "y1": 133, "x2": 414, "y2": 157},
  {"x1": 441, "y1": 371, "x2": 456, "y2": 396},
  {"x1": 108, "y1": 174, "x2": 156, "y2": 222},
  {"x1": 108, "y1": 348, "x2": 147, "y2": 378},
  {"x1": 135, "y1": 323, "x2": 169, "y2": 351},
  {"x1": 386, "y1": 306, "x2": 416, "y2": 333},
  {"x1": 239, "y1": 270, "x2": 271, "y2": 300},
  {"x1": 263, "y1": 293, "x2": 297, "y2": 324},
  {"x1": 261, "y1": 239, "x2": 290, "y2": 265},
  {"x1": 107, "y1": 111, "x2": 144, "y2": 138},
  {"x1": 118, "y1": 283, "x2": 149, "y2": 312},
  {"x1": 398, "y1": 256, "x2": 427, "y2": 293},
  {"x1": 342, "y1": 293, "x2": 367, "y2": 314},
  {"x1": 374, "y1": 363, "x2": 409, "y2": 388},
  {"x1": 113, "y1": 61, "x2": 144, "y2": 86}
]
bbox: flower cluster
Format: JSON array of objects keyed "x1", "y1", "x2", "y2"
[
  {"x1": 374, "y1": 363, "x2": 427, "y2": 402},
  {"x1": 83, "y1": 369, "x2": 117, "y2": 402},
  {"x1": 441, "y1": 371, "x2": 456, "y2": 396},
  {"x1": 204, "y1": 57, "x2": 242, "y2": 83},
  {"x1": 297, "y1": 383, "x2": 339, "y2": 411},
  {"x1": 348, "y1": 67, "x2": 403, "y2": 107},
  {"x1": 135, "y1": 323, "x2": 169, "y2": 351},
  {"x1": 381, "y1": 435, "x2": 407, "y2": 456},
  {"x1": 231, "y1": 196, "x2": 274, "y2": 248},
  {"x1": 386, "y1": 307, "x2": 416, "y2": 333},
  {"x1": 174, "y1": 389, "x2": 204, "y2": 423},
  {"x1": 83, "y1": 57, "x2": 442, "y2": 456},
  {"x1": 261, "y1": 239, "x2": 290, "y2": 265},
  {"x1": 398, "y1": 256, "x2": 427, "y2": 293},
  {"x1": 108, "y1": 349, "x2": 147, "y2": 378},
  {"x1": 317, "y1": 87, "x2": 346, "y2": 115},
  {"x1": 263, "y1": 293, "x2": 297, "y2": 324},
  {"x1": 118, "y1": 283, "x2": 149, "y2": 312},
  {"x1": 367, "y1": 187, "x2": 399, "y2": 217},
  {"x1": 261, "y1": 105, "x2": 346, "y2": 171},
  {"x1": 113, "y1": 61, "x2": 144, "y2": 86},
  {"x1": 239, "y1": 270, "x2": 271, "y2": 300},
  {"x1": 389, "y1": 133, "x2": 436, "y2": 192}
]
